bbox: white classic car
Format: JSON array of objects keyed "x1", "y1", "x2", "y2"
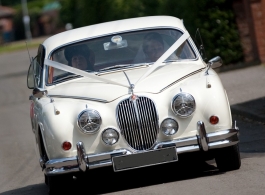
[{"x1": 27, "y1": 16, "x2": 241, "y2": 193}]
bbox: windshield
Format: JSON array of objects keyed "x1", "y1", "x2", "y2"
[{"x1": 48, "y1": 29, "x2": 196, "y2": 84}]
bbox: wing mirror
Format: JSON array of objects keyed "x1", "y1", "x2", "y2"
[
  {"x1": 33, "y1": 88, "x2": 47, "y2": 98},
  {"x1": 205, "y1": 56, "x2": 223, "y2": 74},
  {"x1": 27, "y1": 56, "x2": 42, "y2": 89}
]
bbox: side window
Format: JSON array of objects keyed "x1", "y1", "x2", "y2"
[
  {"x1": 27, "y1": 60, "x2": 35, "y2": 89},
  {"x1": 27, "y1": 44, "x2": 45, "y2": 89},
  {"x1": 194, "y1": 29, "x2": 206, "y2": 61},
  {"x1": 34, "y1": 57, "x2": 42, "y2": 87}
]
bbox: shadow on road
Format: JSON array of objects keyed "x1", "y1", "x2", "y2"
[
  {"x1": 231, "y1": 97, "x2": 265, "y2": 123},
  {"x1": 0, "y1": 155, "x2": 221, "y2": 195},
  {"x1": 231, "y1": 98, "x2": 265, "y2": 155},
  {"x1": 235, "y1": 116, "x2": 265, "y2": 157}
]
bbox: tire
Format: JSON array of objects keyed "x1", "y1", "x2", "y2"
[
  {"x1": 45, "y1": 174, "x2": 48, "y2": 186},
  {"x1": 47, "y1": 174, "x2": 72, "y2": 195},
  {"x1": 215, "y1": 144, "x2": 241, "y2": 172}
]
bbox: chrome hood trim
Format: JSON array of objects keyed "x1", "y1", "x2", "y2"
[
  {"x1": 49, "y1": 95, "x2": 109, "y2": 103},
  {"x1": 47, "y1": 63, "x2": 204, "y2": 102},
  {"x1": 160, "y1": 68, "x2": 204, "y2": 92}
]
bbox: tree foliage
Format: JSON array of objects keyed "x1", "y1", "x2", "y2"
[
  {"x1": 6, "y1": 0, "x2": 243, "y2": 64},
  {"x1": 11, "y1": 0, "x2": 54, "y2": 40},
  {"x1": 59, "y1": 0, "x2": 242, "y2": 64}
]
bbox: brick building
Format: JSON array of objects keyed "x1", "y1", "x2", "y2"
[
  {"x1": 0, "y1": 6, "x2": 15, "y2": 43},
  {"x1": 233, "y1": 0, "x2": 265, "y2": 64}
]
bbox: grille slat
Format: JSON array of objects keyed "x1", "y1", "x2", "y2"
[
  {"x1": 138, "y1": 98, "x2": 152, "y2": 148},
  {"x1": 120, "y1": 103, "x2": 132, "y2": 148},
  {"x1": 142, "y1": 98, "x2": 152, "y2": 145},
  {"x1": 143, "y1": 98, "x2": 154, "y2": 145},
  {"x1": 148, "y1": 98, "x2": 157, "y2": 141},
  {"x1": 117, "y1": 96, "x2": 159, "y2": 150},
  {"x1": 128, "y1": 101, "x2": 139, "y2": 149}
]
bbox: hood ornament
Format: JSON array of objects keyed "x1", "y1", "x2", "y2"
[{"x1": 123, "y1": 71, "x2": 137, "y2": 101}]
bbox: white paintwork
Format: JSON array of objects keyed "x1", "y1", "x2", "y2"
[
  {"x1": 31, "y1": 16, "x2": 232, "y2": 162},
  {"x1": 48, "y1": 61, "x2": 205, "y2": 102}
]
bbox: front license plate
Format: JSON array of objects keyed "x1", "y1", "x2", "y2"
[{"x1": 112, "y1": 147, "x2": 178, "y2": 172}]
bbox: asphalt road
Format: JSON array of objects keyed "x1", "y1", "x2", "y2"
[{"x1": 0, "y1": 49, "x2": 264, "y2": 195}]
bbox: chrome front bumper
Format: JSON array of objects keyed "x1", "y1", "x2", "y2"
[{"x1": 43, "y1": 121, "x2": 239, "y2": 176}]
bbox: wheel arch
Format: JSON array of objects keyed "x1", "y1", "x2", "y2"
[{"x1": 37, "y1": 123, "x2": 49, "y2": 162}]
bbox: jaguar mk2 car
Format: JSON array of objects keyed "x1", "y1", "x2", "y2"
[{"x1": 27, "y1": 16, "x2": 241, "y2": 192}]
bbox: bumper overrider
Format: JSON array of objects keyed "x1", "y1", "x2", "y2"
[{"x1": 42, "y1": 121, "x2": 239, "y2": 176}]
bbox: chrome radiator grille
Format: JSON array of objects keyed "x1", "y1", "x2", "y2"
[{"x1": 116, "y1": 96, "x2": 159, "y2": 150}]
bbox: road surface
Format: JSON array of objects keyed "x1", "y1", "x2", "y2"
[{"x1": 0, "y1": 49, "x2": 264, "y2": 195}]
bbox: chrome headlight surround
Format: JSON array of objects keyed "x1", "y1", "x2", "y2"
[
  {"x1": 102, "y1": 128, "x2": 119, "y2": 145},
  {"x1": 171, "y1": 92, "x2": 196, "y2": 117},
  {"x1": 77, "y1": 109, "x2": 102, "y2": 134},
  {"x1": 160, "y1": 118, "x2": 179, "y2": 136}
]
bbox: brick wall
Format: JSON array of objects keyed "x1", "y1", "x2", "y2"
[
  {"x1": 251, "y1": 0, "x2": 265, "y2": 62},
  {"x1": 233, "y1": 0, "x2": 265, "y2": 63},
  {"x1": 260, "y1": 0, "x2": 265, "y2": 62},
  {"x1": 233, "y1": 1, "x2": 254, "y2": 62}
]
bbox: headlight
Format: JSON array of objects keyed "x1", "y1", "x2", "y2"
[
  {"x1": 102, "y1": 128, "x2": 119, "y2": 145},
  {"x1": 161, "y1": 118, "x2": 178, "y2": 136},
  {"x1": 172, "y1": 93, "x2": 196, "y2": 117},
  {"x1": 77, "y1": 109, "x2": 101, "y2": 134}
]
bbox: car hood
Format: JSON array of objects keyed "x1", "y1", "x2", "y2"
[{"x1": 48, "y1": 62, "x2": 205, "y2": 102}]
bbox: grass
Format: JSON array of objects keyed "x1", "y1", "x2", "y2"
[{"x1": 0, "y1": 37, "x2": 47, "y2": 54}]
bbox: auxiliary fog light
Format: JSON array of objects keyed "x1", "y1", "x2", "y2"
[
  {"x1": 102, "y1": 129, "x2": 119, "y2": 145},
  {"x1": 62, "y1": 141, "x2": 72, "y2": 151},
  {"x1": 161, "y1": 118, "x2": 178, "y2": 136}
]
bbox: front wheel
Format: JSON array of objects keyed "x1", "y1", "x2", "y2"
[
  {"x1": 215, "y1": 144, "x2": 241, "y2": 172},
  {"x1": 47, "y1": 174, "x2": 72, "y2": 194}
]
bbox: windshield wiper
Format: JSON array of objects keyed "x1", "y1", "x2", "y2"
[
  {"x1": 98, "y1": 64, "x2": 133, "y2": 72},
  {"x1": 55, "y1": 74, "x2": 81, "y2": 82},
  {"x1": 163, "y1": 59, "x2": 179, "y2": 63},
  {"x1": 97, "y1": 63, "x2": 153, "y2": 74}
]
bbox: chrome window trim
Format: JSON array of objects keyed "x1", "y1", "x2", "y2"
[
  {"x1": 47, "y1": 26, "x2": 194, "y2": 58},
  {"x1": 41, "y1": 44, "x2": 47, "y2": 89},
  {"x1": 49, "y1": 95, "x2": 108, "y2": 103},
  {"x1": 45, "y1": 26, "x2": 201, "y2": 86}
]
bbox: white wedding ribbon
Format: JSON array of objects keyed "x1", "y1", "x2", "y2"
[
  {"x1": 44, "y1": 59, "x2": 129, "y2": 88},
  {"x1": 135, "y1": 30, "x2": 190, "y2": 85},
  {"x1": 44, "y1": 30, "x2": 190, "y2": 89}
]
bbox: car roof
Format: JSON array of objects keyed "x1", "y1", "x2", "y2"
[{"x1": 42, "y1": 16, "x2": 185, "y2": 57}]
